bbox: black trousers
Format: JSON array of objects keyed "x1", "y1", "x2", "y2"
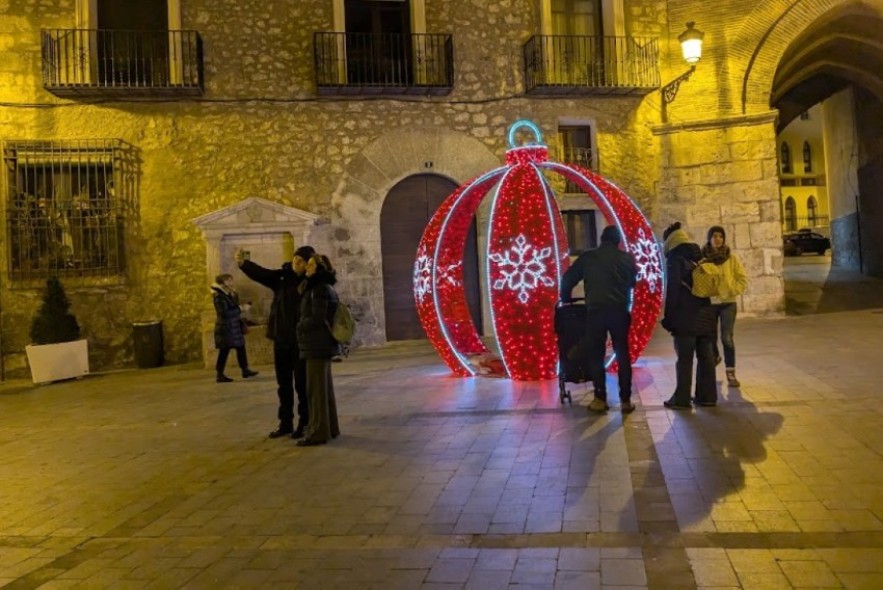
[
  {"x1": 583, "y1": 308, "x2": 632, "y2": 402},
  {"x1": 672, "y1": 334, "x2": 717, "y2": 405},
  {"x1": 216, "y1": 346, "x2": 248, "y2": 376},
  {"x1": 273, "y1": 343, "x2": 308, "y2": 431}
]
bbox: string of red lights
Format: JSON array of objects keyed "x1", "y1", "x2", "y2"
[{"x1": 413, "y1": 120, "x2": 664, "y2": 381}]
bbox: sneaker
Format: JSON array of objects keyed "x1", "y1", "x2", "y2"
[
  {"x1": 242, "y1": 369, "x2": 259, "y2": 378},
  {"x1": 726, "y1": 369, "x2": 740, "y2": 387},
  {"x1": 663, "y1": 397, "x2": 692, "y2": 410},
  {"x1": 216, "y1": 374, "x2": 233, "y2": 383},
  {"x1": 587, "y1": 398, "x2": 609, "y2": 413},
  {"x1": 620, "y1": 400, "x2": 636, "y2": 414}
]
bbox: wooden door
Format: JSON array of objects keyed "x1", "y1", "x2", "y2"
[{"x1": 381, "y1": 174, "x2": 482, "y2": 341}]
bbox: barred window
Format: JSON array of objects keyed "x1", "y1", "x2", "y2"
[{"x1": 3, "y1": 140, "x2": 127, "y2": 280}]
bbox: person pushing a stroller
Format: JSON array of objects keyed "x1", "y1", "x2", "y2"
[{"x1": 560, "y1": 225, "x2": 638, "y2": 413}]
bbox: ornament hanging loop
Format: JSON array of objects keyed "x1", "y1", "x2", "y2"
[{"x1": 507, "y1": 120, "x2": 544, "y2": 149}]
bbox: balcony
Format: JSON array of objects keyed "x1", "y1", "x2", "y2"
[
  {"x1": 523, "y1": 35, "x2": 660, "y2": 96},
  {"x1": 314, "y1": 32, "x2": 453, "y2": 96},
  {"x1": 42, "y1": 29, "x2": 204, "y2": 96}
]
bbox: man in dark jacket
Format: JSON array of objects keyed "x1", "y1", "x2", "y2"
[
  {"x1": 560, "y1": 225, "x2": 638, "y2": 413},
  {"x1": 237, "y1": 245, "x2": 315, "y2": 438},
  {"x1": 660, "y1": 222, "x2": 717, "y2": 409}
]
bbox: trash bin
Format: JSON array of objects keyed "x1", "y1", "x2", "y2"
[{"x1": 132, "y1": 320, "x2": 164, "y2": 369}]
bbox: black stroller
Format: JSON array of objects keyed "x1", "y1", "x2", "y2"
[{"x1": 554, "y1": 298, "x2": 592, "y2": 404}]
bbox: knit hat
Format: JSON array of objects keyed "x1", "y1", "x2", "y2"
[
  {"x1": 600, "y1": 225, "x2": 621, "y2": 245},
  {"x1": 707, "y1": 225, "x2": 726, "y2": 244},
  {"x1": 293, "y1": 245, "x2": 315, "y2": 261}
]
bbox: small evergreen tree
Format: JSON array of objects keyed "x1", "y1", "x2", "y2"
[{"x1": 29, "y1": 277, "x2": 81, "y2": 345}]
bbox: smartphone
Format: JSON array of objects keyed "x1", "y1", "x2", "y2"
[{"x1": 242, "y1": 250, "x2": 251, "y2": 260}]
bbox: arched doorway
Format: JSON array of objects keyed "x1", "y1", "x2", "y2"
[
  {"x1": 770, "y1": 2, "x2": 883, "y2": 276},
  {"x1": 380, "y1": 174, "x2": 482, "y2": 341},
  {"x1": 770, "y1": 2, "x2": 883, "y2": 312}
]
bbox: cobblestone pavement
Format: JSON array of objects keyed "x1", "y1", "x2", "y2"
[{"x1": 2, "y1": 305, "x2": 883, "y2": 589}]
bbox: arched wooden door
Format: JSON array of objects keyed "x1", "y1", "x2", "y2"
[{"x1": 381, "y1": 174, "x2": 482, "y2": 341}]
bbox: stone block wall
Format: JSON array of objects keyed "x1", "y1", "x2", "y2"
[
  {"x1": 0, "y1": 0, "x2": 791, "y2": 375},
  {"x1": 654, "y1": 113, "x2": 785, "y2": 315}
]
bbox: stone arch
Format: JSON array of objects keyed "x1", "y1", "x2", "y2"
[
  {"x1": 329, "y1": 129, "x2": 499, "y2": 345},
  {"x1": 730, "y1": 0, "x2": 883, "y2": 113}
]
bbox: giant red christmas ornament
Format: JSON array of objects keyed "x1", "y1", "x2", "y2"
[{"x1": 414, "y1": 120, "x2": 663, "y2": 380}]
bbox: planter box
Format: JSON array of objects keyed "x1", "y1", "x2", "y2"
[{"x1": 25, "y1": 339, "x2": 90, "y2": 384}]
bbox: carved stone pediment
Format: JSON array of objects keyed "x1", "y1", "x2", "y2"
[
  {"x1": 192, "y1": 196, "x2": 320, "y2": 239},
  {"x1": 192, "y1": 197, "x2": 320, "y2": 369}
]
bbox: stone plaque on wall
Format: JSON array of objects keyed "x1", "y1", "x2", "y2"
[{"x1": 193, "y1": 197, "x2": 319, "y2": 369}]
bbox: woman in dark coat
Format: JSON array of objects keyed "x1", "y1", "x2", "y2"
[
  {"x1": 212, "y1": 273, "x2": 258, "y2": 383},
  {"x1": 660, "y1": 223, "x2": 717, "y2": 408},
  {"x1": 295, "y1": 255, "x2": 341, "y2": 446}
]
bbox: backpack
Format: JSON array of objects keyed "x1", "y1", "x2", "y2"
[
  {"x1": 330, "y1": 301, "x2": 356, "y2": 344},
  {"x1": 688, "y1": 260, "x2": 723, "y2": 298}
]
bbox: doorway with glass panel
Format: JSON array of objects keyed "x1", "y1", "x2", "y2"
[
  {"x1": 549, "y1": 0, "x2": 603, "y2": 86},
  {"x1": 345, "y1": 0, "x2": 413, "y2": 87}
]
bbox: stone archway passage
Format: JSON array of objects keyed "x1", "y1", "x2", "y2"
[{"x1": 381, "y1": 174, "x2": 482, "y2": 341}]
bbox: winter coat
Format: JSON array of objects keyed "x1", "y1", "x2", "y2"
[
  {"x1": 661, "y1": 231, "x2": 717, "y2": 337},
  {"x1": 709, "y1": 253, "x2": 748, "y2": 303},
  {"x1": 560, "y1": 242, "x2": 637, "y2": 311},
  {"x1": 297, "y1": 271, "x2": 340, "y2": 360},
  {"x1": 239, "y1": 259, "x2": 306, "y2": 348},
  {"x1": 212, "y1": 285, "x2": 245, "y2": 349}
]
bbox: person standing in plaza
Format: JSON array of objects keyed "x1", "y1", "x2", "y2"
[
  {"x1": 560, "y1": 225, "x2": 639, "y2": 414},
  {"x1": 661, "y1": 222, "x2": 718, "y2": 408},
  {"x1": 295, "y1": 254, "x2": 341, "y2": 447},
  {"x1": 211, "y1": 273, "x2": 258, "y2": 383},
  {"x1": 237, "y1": 245, "x2": 315, "y2": 439},
  {"x1": 703, "y1": 225, "x2": 748, "y2": 387}
]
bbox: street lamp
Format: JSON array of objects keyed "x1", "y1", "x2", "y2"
[{"x1": 661, "y1": 22, "x2": 704, "y2": 104}]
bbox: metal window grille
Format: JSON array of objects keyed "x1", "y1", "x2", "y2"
[{"x1": 3, "y1": 139, "x2": 127, "y2": 280}]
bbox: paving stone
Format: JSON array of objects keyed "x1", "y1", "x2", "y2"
[{"x1": 1, "y1": 310, "x2": 883, "y2": 587}]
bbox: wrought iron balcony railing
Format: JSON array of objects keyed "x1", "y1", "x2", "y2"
[
  {"x1": 315, "y1": 32, "x2": 453, "y2": 95},
  {"x1": 783, "y1": 215, "x2": 830, "y2": 232},
  {"x1": 524, "y1": 35, "x2": 660, "y2": 95},
  {"x1": 42, "y1": 29, "x2": 204, "y2": 96}
]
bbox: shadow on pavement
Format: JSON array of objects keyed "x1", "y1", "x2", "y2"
[{"x1": 659, "y1": 386, "x2": 784, "y2": 531}]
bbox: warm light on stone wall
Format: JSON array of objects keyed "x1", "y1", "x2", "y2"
[{"x1": 0, "y1": 0, "x2": 818, "y2": 373}]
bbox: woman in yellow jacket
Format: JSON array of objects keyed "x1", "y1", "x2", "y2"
[{"x1": 703, "y1": 226, "x2": 749, "y2": 387}]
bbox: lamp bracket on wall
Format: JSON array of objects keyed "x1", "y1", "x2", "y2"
[{"x1": 661, "y1": 66, "x2": 696, "y2": 105}]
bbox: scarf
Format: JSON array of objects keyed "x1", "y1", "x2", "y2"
[
  {"x1": 663, "y1": 228, "x2": 692, "y2": 255},
  {"x1": 702, "y1": 244, "x2": 731, "y2": 265}
]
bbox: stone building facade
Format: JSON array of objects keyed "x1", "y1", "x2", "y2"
[{"x1": 1, "y1": 0, "x2": 881, "y2": 376}]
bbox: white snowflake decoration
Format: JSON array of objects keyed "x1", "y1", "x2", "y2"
[
  {"x1": 413, "y1": 249, "x2": 432, "y2": 302},
  {"x1": 438, "y1": 260, "x2": 462, "y2": 287},
  {"x1": 628, "y1": 228, "x2": 663, "y2": 292},
  {"x1": 489, "y1": 234, "x2": 555, "y2": 304}
]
